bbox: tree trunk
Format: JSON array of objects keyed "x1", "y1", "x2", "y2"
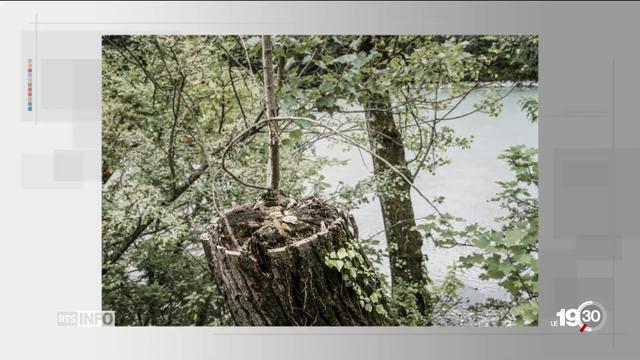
[
  {"x1": 363, "y1": 93, "x2": 430, "y2": 313},
  {"x1": 358, "y1": 36, "x2": 431, "y2": 319},
  {"x1": 262, "y1": 35, "x2": 280, "y2": 190},
  {"x1": 201, "y1": 195, "x2": 392, "y2": 326}
]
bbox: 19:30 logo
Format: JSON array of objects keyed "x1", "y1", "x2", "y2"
[{"x1": 552, "y1": 301, "x2": 607, "y2": 332}]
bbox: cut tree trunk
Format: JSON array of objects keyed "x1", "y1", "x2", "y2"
[{"x1": 201, "y1": 193, "x2": 392, "y2": 326}]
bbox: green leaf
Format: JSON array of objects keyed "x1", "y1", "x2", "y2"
[
  {"x1": 284, "y1": 57, "x2": 296, "y2": 71},
  {"x1": 281, "y1": 94, "x2": 296, "y2": 111},
  {"x1": 337, "y1": 248, "x2": 348, "y2": 259},
  {"x1": 316, "y1": 95, "x2": 336, "y2": 109},
  {"x1": 319, "y1": 80, "x2": 336, "y2": 93},
  {"x1": 331, "y1": 53, "x2": 358, "y2": 64},
  {"x1": 472, "y1": 235, "x2": 490, "y2": 249},
  {"x1": 504, "y1": 229, "x2": 526, "y2": 246},
  {"x1": 289, "y1": 129, "x2": 303, "y2": 141},
  {"x1": 351, "y1": 54, "x2": 368, "y2": 69},
  {"x1": 375, "y1": 304, "x2": 388, "y2": 316}
]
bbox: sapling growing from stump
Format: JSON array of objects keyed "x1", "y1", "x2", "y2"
[{"x1": 201, "y1": 35, "x2": 392, "y2": 326}]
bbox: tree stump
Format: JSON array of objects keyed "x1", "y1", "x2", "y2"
[{"x1": 201, "y1": 192, "x2": 393, "y2": 326}]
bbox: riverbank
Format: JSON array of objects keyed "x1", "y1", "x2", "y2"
[{"x1": 435, "y1": 303, "x2": 514, "y2": 327}]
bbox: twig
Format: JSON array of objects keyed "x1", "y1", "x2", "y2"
[{"x1": 273, "y1": 116, "x2": 450, "y2": 223}]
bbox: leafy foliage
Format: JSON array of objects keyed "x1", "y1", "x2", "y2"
[
  {"x1": 324, "y1": 241, "x2": 390, "y2": 318},
  {"x1": 102, "y1": 36, "x2": 333, "y2": 325},
  {"x1": 519, "y1": 96, "x2": 539, "y2": 123},
  {"x1": 102, "y1": 35, "x2": 538, "y2": 326},
  {"x1": 415, "y1": 145, "x2": 539, "y2": 325}
]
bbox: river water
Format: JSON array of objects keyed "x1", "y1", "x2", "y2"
[{"x1": 312, "y1": 88, "x2": 538, "y2": 303}]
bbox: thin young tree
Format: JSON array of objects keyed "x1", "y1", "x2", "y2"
[{"x1": 262, "y1": 35, "x2": 280, "y2": 191}]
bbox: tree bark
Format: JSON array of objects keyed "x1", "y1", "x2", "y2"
[
  {"x1": 201, "y1": 196, "x2": 392, "y2": 326},
  {"x1": 262, "y1": 35, "x2": 280, "y2": 190},
  {"x1": 363, "y1": 93, "x2": 429, "y2": 310},
  {"x1": 358, "y1": 36, "x2": 430, "y2": 318}
]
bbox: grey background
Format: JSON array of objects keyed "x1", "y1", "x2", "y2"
[{"x1": 0, "y1": 1, "x2": 639, "y2": 359}]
